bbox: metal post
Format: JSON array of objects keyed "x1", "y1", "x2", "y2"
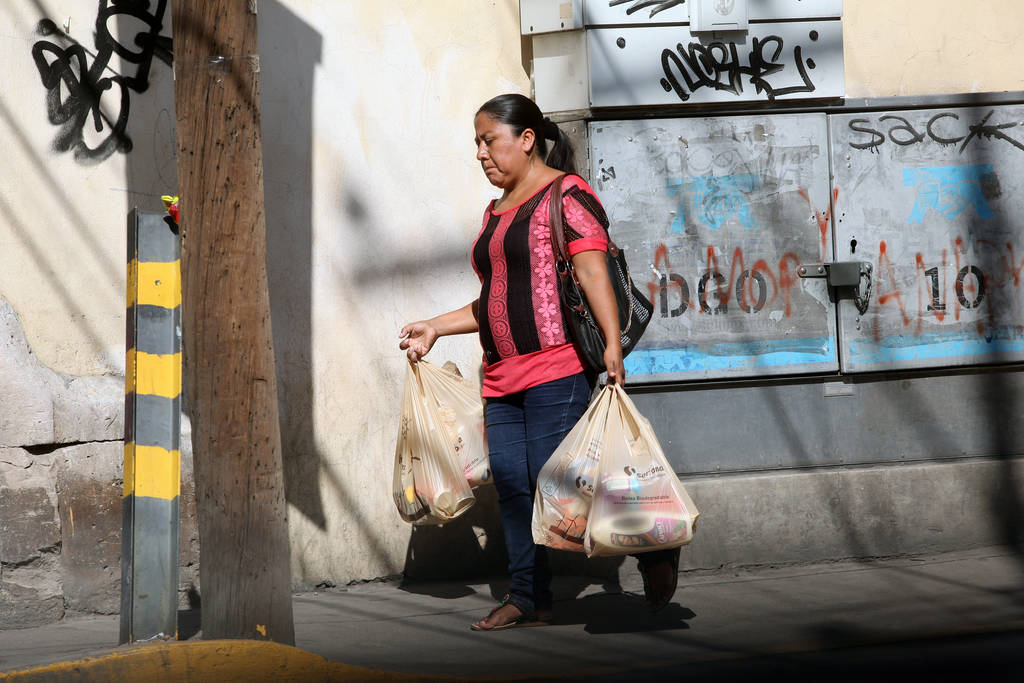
[{"x1": 120, "y1": 208, "x2": 182, "y2": 644}]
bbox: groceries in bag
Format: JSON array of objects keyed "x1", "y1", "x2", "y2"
[
  {"x1": 416, "y1": 360, "x2": 491, "y2": 486},
  {"x1": 392, "y1": 361, "x2": 487, "y2": 525},
  {"x1": 532, "y1": 384, "x2": 698, "y2": 556},
  {"x1": 531, "y1": 388, "x2": 614, "y2": 552},
  {"x1": 584, "y1": 385, "x2": 698, "y2": 557}
]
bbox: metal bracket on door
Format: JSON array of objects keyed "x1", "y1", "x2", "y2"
[{"x1": 798, "y1": 261, "x2": 873, "y2": 315}]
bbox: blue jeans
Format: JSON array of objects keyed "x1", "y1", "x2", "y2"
[{"x1": 485, "y1": 372, "x2": 592, "y2": 614}]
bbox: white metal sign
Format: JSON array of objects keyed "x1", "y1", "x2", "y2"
[{"x1": 589, "y1": 21, "x2": 844, "y2": 107}]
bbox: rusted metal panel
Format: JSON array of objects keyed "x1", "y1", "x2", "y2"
[
  {"x1": 590, "y1": 113, "x2": 837, "y2": 382},
  {"x1": 830, "y1": 105, "x2": 1024, "y2": 372}
]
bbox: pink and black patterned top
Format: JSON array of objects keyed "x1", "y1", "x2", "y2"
[{"x1": 472, "y1": 175, "x2": 610, "y2": 397}]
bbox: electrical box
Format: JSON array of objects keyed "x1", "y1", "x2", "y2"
[
  {"x1": 521, "y1": 0, "x2": 583, "y2": 35},
  {"x1": 690, "y1": 0, "x2": 749, "y2": 32}
]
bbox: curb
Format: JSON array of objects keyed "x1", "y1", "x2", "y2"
[{"x1": 0, "y1": 640, "x2": 470, "y2": 682}]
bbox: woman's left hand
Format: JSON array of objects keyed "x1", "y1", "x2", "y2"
[{"x1": 603, "y1": 341, "x2": 625, "y2": 385}]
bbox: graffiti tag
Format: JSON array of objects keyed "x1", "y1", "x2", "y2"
[
  {"x1": 903, "y1": 165, "x2": 997, "y2": 224},
  {"x1": 848, "y1": 110, "x2": 1024, "y2": 155},
  {"x1": 609, "y1": 0, "x2": 686, "y2": 18},
  {"x1": 31, "y1": 0, "x2": 172, "y2": 164},
  {"x1": 667, "y1": 174, "x2": 761, "y2": 232},
  {"x1": 660, "y1": 33, "x2": 818, "y2": 103}
]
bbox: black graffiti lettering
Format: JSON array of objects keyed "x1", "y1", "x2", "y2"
[
  {"x1": 96, "y1": 1, "x2": 172, "y2": 90},
  {"x1": 879, "y1": 116, "x2": 926, "y2": 146},
  {"x1": 742, "y1": 36, "x2": 784, "y2": 97},
  {"x1": 850, "y1": 109, "x2": 1024, "y2": 154},
  {"x1": 660, "y1": 41, "x2": 742, "y2": 102},
  {"x1": 955, "y1": 265, "x2": 986, "y2": 309},
  {"x1": 775, "y1": 45, "x2": 817, "y2": 97},
  {"x1": 698, "y1": 272, "x2": 727, "y2": 314},
  {"x1": 927, "y1": 112, "x2": 966, "y2": 146},
  {"x1": 735, "y1": 270, "x2": 768, "y2": 313},
  {"x1": 660, "y1": 35, "x2": 815, "y2": 103},
  {"x1": 961, "y1": 109, "x2": 1024, "y2": 154},
  {"x1": 743, "y1": 39, "x2": 816, "y2": 99},
  {"x1": 610, "y1": 0, "x2": 686, "y2": 19},
  {"x1": 957, "y1": 109, "x2": 995, "y2": 154},
  {"x1": 32, "y1": 1, "x2": 170, "y2": 164},
  {"x1": 32, "y1": 35, "x2": 132, "y2": 161},
  {"x1": 848, "y1": 119, "x2": 886, "y2": 151}
]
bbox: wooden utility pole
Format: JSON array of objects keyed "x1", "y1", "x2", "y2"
[{"x1": 171, "y1": 0, "x2": 294, "y2": 643}]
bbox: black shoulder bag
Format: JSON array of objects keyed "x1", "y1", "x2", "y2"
[{"x1": 548, "y1": 174, "x2": 653, "y2": 372}]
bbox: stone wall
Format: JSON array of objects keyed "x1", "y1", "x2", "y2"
[{"x1": 0, "y1": 298, "x2": 198, "y2": 629}]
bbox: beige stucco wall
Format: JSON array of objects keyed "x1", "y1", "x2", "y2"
[
  {"x1": 844, "y1": 0, "x2": 1024, "y2": 97},
  {"x1": 274, "y1": 0, "x2": 531, "y2": 583}
]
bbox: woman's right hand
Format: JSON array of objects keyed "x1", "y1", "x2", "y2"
[{"x1": 399, "y1": 321, "x2": 439, "y2": 362}]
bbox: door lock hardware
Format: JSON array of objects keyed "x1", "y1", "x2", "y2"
[
  {"x1": 798, "y1": 261, "x2": 864, "y2": 287},
  {"x1": 799, "y1": 261, "x2": 873, "y2": 315}
]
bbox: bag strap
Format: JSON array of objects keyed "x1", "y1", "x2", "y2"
[
  {"x1": 548, "y1": 174, "x2": 621, "y2": 265},
  {"x1": 548, "y1": 174, "x2": 570, "y2": 266}
]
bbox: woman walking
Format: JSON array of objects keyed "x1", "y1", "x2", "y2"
[{"x1": 400, "y1": 94, "x2": 679, "y2": 630}]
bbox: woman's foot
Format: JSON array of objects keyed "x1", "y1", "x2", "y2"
[
  {"x1": 470, "y1": 596, "x2": 551, "y2": 631},
  {"x1": 639, "y1": 547, "x2": 681, "y2": 613}
]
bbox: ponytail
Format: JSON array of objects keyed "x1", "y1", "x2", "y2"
[
  {"x1": 477, "y1": 94, "x2": 577, "y2": 175},
  {"x1": 541, "y1": 118, "x2": 577, "y2": 176}
]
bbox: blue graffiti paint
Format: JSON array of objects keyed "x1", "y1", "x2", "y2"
[
  {"x1": 848, "y1": 328, "x2": 1024, "y2": 365},
  {"x1": 625, "y1": 336, "x2": 835, "y2": 375},
  {"x1": 903, "y1": 165, "x2": 996, "y2": 224},
  {"x1": 665, "y1": 177, "x2": 686, "y2": 233},
  {"x1": 666, "y1": 173, "x2": 761, "y2": 233}
]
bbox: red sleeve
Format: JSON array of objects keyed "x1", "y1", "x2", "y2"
[{"x1": 562, "y1": 176, "x2": 610, "y2": 256}]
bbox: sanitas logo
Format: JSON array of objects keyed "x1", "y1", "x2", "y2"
[{"x1": 715, "y1": 0, "x2": 736, "y2": 16}]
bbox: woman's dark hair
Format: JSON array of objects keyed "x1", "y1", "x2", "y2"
[{"x1": 477, "y1": 94, "x2": 577, "y2": 175}]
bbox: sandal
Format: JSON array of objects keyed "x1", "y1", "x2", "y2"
[{"x1": 470, "y1": 594, "x2": 551, "y2": 631}]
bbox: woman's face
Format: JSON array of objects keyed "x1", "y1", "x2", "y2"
[{"x1": 474, "y1": 112, "x2": 535, "y2": 190}]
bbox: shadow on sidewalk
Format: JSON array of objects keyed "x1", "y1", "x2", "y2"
[
  {"x1": 553, "y1": 590, "x2": 696, "y2": 634},
  {"x1": 398, "y1": 485, "x2": 632, "y2": 605}
]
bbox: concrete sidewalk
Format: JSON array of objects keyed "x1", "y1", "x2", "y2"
[{"x1": 2, "y1": 545, "x2": 1024, "y2": 681}]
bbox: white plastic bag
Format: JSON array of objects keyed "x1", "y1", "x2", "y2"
[
  {"x1": 584, "y1": 385, "x2": 699, "y2": 557},
  {"x1": 416, "y1": 361, "x2": 491, "y2": 487},
  {"x1": 532, "y1": 384, "x2": 699, "y2": 556},
  {"x1": 531, "y1": 387, "x2": 614, "y2": 552},
  {"x1": 392, "y1": 361, "x2": 479, "y2": 525}
]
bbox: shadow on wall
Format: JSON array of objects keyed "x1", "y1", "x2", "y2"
[
  {"x1": 259, "y1": 2, "x2": 478, "y2": 580},
  {"x1": 257, "y1": 1, "x2": 326, "y2": 537},
  {"x1": 258, "y1": 1, "x2": 505, "y2": 586},
  {"x1": 959, "y1": 131, "x2": 1024, "y2": 563}
]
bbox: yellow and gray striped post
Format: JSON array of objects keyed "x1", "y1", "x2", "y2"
[{"x1": 120, "y1": 208, "x2": 182, "y2": 643}]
